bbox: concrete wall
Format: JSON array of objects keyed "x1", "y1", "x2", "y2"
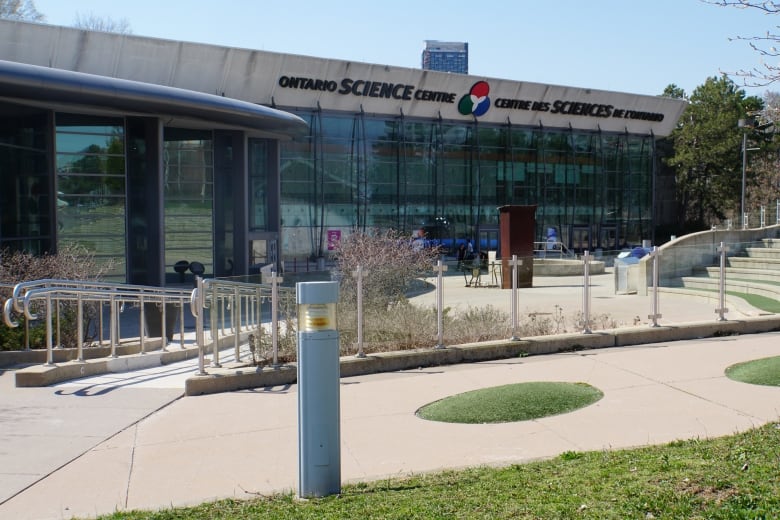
[{"x1": 0, "y1": 19, "x2": 687, "y2": 136}]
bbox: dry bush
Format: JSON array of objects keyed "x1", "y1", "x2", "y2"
[
  {"x1": 334, "y1": 229, "x2": 440, "y2": 350},
  {"x1": 0, "y1": 244, "x2": 111, "y2": 350},
  {"x1": 334, "y1": 229, "x2": 440, "y2": 309},
  {"x1": 446, "y1": 305, "x2": 511, "y2": 343}
]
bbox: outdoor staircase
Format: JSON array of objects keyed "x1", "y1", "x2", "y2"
[{"x1": 678, "y1": 238, "x2": 780, "y2": 308}]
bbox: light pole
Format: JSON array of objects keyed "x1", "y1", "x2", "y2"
[
  {"x1": 739, "y1": 119, "x2": 749, "y2": 229},
  {"x1": 738, "y1": 118, "x2": 761, "y2": 229}
]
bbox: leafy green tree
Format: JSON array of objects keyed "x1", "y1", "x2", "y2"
[
  {"x1": 662, "y1": 84, "x2": 687, "y2": 100},
  {"x1": 0, "y1": 0, "x2": 44, "y2": 21},
  {"x1": 666, "y1": 75, "x2": 764, "y2": 229}
]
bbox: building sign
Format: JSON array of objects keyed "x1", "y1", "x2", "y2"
[
  {"x1": 278, "y1": 76, "x2": 665, "y2": 123},
  {"x1": 278, "y1": 75, "x2": 455, "y2": 103}
]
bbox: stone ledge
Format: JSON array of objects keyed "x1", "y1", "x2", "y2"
[
  {"x1": 11, "y1": 317, "x2": 780, "y2": 392},
  {"x1": 183, "y1": 315, "x2": 780, "y2": 396},
  {"x1": 14, "y1": 345, "x2": 201, "y2": 387}
]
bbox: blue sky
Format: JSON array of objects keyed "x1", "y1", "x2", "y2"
[{"x1": 32, "y1": 0, "x2": 778, "y2": 98}]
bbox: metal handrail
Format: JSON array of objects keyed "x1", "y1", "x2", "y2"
[
  {"x1": 192, "y1": 276, "x2": 293, "y2": 375},
  {"x1": 6, "y1": 283, "x2": 193, "y2": 364},
  {"x1": 3, "y1": 276, "x2": 293, "y2": 375},
  {"x1": 533, "y1": 241, "x2": 576, "y2": 258}
]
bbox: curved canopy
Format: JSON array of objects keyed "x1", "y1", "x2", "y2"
[{"x1": 0, "y1": 59, "x2": 307, "y2": 138}]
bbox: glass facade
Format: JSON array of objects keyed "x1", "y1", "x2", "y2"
[
  {"x1": 279, "y1": 110, "x2": 655, "y2": 258},
  {"x1": 56, "y1": 114, "x2": 127, "y2": 280},
  {"x1": 163, "y1": 128, "x2": 215, "y2": 277},
  {"x1": 0, "y1": 97, "x2": 659, "y2": 285},
  {"x1": 0, "y1": 104, "x2": 50, "y2": 254}
]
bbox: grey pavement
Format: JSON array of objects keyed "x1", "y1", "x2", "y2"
[{"x1": 1, "y1": 270, "x2": 779, "y2": 519}]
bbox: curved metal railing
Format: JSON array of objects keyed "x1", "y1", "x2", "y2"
[{"x1": 2, "y1": 277, "x2": 293, "y2": 372}]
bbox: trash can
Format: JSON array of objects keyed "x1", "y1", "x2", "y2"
[{"x1": 614, "y1": 256, "x2": 639, "y2": 295}]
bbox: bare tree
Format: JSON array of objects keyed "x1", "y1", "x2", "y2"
[
  {"x1": 73, "y1": 13, "x2": 132, "y2": 34},
  {"x1": 0, "y1": 0, "x2": 44, "y2": 21},
  {"x1": 706, "y1": 0, "x2": 780, "y2": 86}
]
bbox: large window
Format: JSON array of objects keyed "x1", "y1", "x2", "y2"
[
  {"x1": 279, "y1": 109, "x2": 655, "y2": 257},
  {"x1": 249, "y1": 139, "x2": 270, "y2": 231},
  {"x1": 56, "y1": 114, "x2": 126, "y2": 280},
  {"x1": 163, "y1": 128, "x2": 214, "y2": 277},
  {"x1": 0, "y1": 105, "x2": 49, "y2": 254}
]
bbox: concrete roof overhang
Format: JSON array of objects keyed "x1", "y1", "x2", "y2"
[{"x1": 0, "y1": 59, "x2": 308, "y2": 139}]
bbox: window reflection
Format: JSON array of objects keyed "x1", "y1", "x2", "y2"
[
  {"x1": 0, "y1": 107, "x2": 50, "y2": 254},
  {"x1": 55, "y1": 114, "x2": 126, "y2": 280},
  {"x1": 279, "y1": 110, "x2": 654, "y2": 258},
  {"x1": 163, "y1": 130, "x2": 214, "y2": 277}
]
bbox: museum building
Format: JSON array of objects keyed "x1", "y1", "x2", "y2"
[{"x1": 0, "y1": 19, "x2": 687, "y2": 284}]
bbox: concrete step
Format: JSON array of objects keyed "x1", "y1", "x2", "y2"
[
  {"x1": 680, "y1": 276, "x2": 780, "y2": 301},
  {"x1": 744, "y1": 247, "x2": 780, "y2": 259},
  {"x1": 700, "y1": 266, "x2": 780, "y2": 284},
  {"x1": 760, "y1": 237, "x2": 780, "y2": 249},
  {"x1": 726, "y1": 257, "x2": 780, "y2": 270}
]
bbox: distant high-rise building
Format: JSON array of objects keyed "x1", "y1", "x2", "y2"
[{"x1": 422, "y1": 40, "x2": 468, "y2": 74}]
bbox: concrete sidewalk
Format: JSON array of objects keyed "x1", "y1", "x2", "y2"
[
  {"x1": 411, "y1": 270, "x2": 765, "y2": 327},
  {"x1": 1, "y1": 271, "x2": 779, "y2": 519},
  {"x1": 1, "y1": 332, "x2": 780, "y2": 519}
]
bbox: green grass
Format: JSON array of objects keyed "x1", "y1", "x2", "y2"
[
  {"x1": 726, "y1": 356, "x2": 780, "y2": 386},
  {"x1": 415, "y1": 382, "x2": 603, "y2": 423},
  {"x1": 92, "y1": 422, "x2": 780, "y2": 519},
  {"x1": 730, "y1": 292, "x2": 780, "y2": 313}
]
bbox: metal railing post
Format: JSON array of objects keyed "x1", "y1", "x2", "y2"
[
  {"x1": 45, "y1": 293, "x2": 53, "y2": 365},
  {"x1": 160, "y1": 299, "x2": 168, "y2": 352},
  {"x1": 110, "y1": 292, "x2": 118, "y2": 358},
  {"x1": 509, "y1": 255, "x2": 521, "y2": 341},
  {"x1": 139, "y1": 294, "x2": 146, "y2": 354},
  {"x1": 355, "y1": 265, "x2": 366, "y2": 358},
  {"x1": 76, "y1": 292, "x2": 84, "y2": 362},
  {"x1": 194, "y1": 277, "x2": 207, "y2": 376},
  {"x1": 24, "y1": 315, "x2": 30, "y2": 351},
  {"x1": 54, "y1": 296, "x2": 61, "y2": 348},
  {"x1": 582, "y1": 250, "x2": 592, "y2": 334},
  {"x1": 716, "y1": 242, "x2": 729, "y2": 321},
  {"x1": 179, "y1": 297, "x2": 186, "y2": 349},
  {"x1": 433, "y1": 260, "x2": 447, "y2": 349},
  {"x1": 211, "y1": 283, "x2": 221, "y2": 368},
  {"x1": 648, "y1": 247, "x2": 662, "y2": 327},
  {"x1": 98, "y1": 300, "x2": 105, "y2": 346},
  {"x1": 271, "y1": 270, "x2": 282, "y2": 367},
  {"x1": 234, "y1": 287, "x2": 241, "y2": 361}
]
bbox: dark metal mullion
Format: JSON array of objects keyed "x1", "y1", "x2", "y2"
[{"x1": 360, "y1": 109, "x2": 368, "y2": 232}]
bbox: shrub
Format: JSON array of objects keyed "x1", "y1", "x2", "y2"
[{"x1": 0, "y1": 244, "x2": 110, "y2": 351}]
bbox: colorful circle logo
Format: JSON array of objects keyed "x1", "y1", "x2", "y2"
[{"x1": 458, "y1": 81, "x2": 490, "y2": 117}]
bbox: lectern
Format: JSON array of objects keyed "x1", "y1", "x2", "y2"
[{"x1": 498, "y1": 205, "x2": 536, "y2": 288}]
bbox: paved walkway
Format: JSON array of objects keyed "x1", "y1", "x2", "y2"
[{"x1": 1, "y1": 272, "x2": 778, "y2": 519}]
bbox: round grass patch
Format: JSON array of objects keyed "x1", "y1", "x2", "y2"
[
  {"x1": 726, "y1": 356, "x2": 780, "y2": 387},
  {"x1": 416, "y1": 381, "x2": 603, "y2": 424}
]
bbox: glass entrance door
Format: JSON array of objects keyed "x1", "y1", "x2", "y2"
[
  {"x1": 478, "y1": 228, "x2": 499, "y2": 253},
  {"x1": 569, "y1": 225, "x2": 592, "y2": 254},
  {"x1": 249, "y1": 234, "x2": 278, "y2": 274}
]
